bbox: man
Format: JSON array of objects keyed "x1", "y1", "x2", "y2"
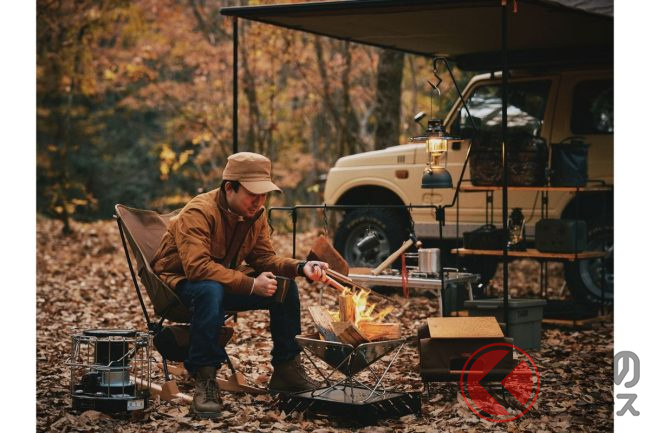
[{"x1": 151, "y1": 152, "x2": 329, "y2": 418}]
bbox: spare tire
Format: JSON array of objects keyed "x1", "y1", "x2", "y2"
[{"x1": 564, "y1": 220, "x2": 613, "y2": 305}]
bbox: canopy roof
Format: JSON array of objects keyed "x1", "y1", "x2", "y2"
[{"x1": 221, "y1": 0, "x2": 613, "y2": 70}]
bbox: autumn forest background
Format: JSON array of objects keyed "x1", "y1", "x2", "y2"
[
  {"x1": 37, "y1": 0, "x2": 471, "y2": 232},
  {"x1": 30, "y1": 3, "x2": 621, "y2": 431}
]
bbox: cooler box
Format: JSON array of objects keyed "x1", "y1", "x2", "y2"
[
  {"x1": 464, "y1": 298, "x2": 546, "y2": 350},
  {"x1": 535, "y1": 219, "x2": 587, "y2": 253}
]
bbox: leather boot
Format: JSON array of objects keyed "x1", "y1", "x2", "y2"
[
  {"x1": 191, "y1": 366, "x2": 222, "y2": 418},
  {"x1": 269, "y1": 355, "x2": 320, "y2": 393}
]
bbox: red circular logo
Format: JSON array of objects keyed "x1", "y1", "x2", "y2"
[{"x1": 460, "y1": 343, "x2": 540, "y2": 422}]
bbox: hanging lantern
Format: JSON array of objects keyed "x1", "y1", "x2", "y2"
[{"x1": 420, "y1": 119, "x2": 459, "y2": 189}]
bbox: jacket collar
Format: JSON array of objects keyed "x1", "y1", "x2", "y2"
[{"x1": 216, "y1": 188, "x2": 264, "y2": 222}]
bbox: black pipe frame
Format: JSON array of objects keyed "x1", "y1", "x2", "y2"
[
  {"x1": 268, "y1": 203, "x2": 442, "y2": 259},
  {"x1": 232, "y1": 16, "x2": 238, "y2": 154},
  {"x1": 501, "y1": 2, "x2": 510, "y2": 337},
  {"x1": 268, "y1": 203, "x2": 458, "y2": 313}
]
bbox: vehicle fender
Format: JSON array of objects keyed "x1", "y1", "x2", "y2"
[{"x1": 327, "y1": 177, "x2": 409, "y2": 206}]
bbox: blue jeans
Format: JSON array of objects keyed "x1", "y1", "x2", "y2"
[{"x1": 175, "y1": 279, "x2": 302, "y2": 374}]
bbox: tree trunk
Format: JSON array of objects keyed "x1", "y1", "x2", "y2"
[
  {"x1": 407, "y1": 55, "x2": 420, "y2": 138},
  {"x1": 341, "y1": 41, "x2": 361, "y2": 155},
  {"x1": 374, "y1": 49, "x2": 404, "y2": 150},
  {"x1": 314, "y1": 38, "x2": 344, "y2": 156},
  {"x1": 239, "y1": 21, "x2": 262, "y2": 154}
]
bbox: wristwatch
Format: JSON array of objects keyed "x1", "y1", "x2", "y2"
[{"x1": 296, "y1": 260, "x2": 308, "y2": 277}]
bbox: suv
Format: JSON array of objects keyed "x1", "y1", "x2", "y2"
[{"x1": 324, "y1": 68, "x2": 613, "y2": 304}]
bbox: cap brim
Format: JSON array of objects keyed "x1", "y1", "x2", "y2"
[{"x1": 240, "y1": 180, "x2": 282, "y2": 194}]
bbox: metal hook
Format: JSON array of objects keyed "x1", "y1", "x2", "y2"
[
  {"x1": 427, "y1": 79, "x2": 441, "y2": 97},
  {"x1": 429, "y1": 57, "x2": 445, "y2": 96}
]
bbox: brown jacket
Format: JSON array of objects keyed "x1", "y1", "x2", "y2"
[{"x1": 151, "y1": 188, "x2": 300, "y2": 295}]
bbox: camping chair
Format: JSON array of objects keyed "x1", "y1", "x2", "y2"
[{"x1": 114, "y1": 204, "x2": 263, "y2": 395}]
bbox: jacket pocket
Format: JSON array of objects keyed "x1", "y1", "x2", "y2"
[{"x1": 153, "y1": 248, "x2": 184, "y2": 275}]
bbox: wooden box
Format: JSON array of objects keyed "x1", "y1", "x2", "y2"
[{"x1": 418, "y1": 317, "x2": 514, "y2": 382}]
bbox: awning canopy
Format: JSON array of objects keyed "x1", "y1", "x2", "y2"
[{"x1": 220, "y1": 0, "x2": 613, "y2": 70}]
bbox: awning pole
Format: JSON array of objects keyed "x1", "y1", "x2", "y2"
[
  {"x1": 501, "y1": 1, "x2": 510, "y2": 337},
  {"x1": 232, "y1": 16, "x2": 238, "y2": 154}
]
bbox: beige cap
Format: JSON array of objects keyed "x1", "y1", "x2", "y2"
[{"x1": 222, "y1": 152, "x2": 282, "y2": 194}]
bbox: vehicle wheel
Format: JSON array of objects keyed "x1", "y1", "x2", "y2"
[
  {"x1": 564, "y1": 221, "x2": 613, "y2": 305},
  {"x1": 333, "y1": 209, "x2": 410, "y2": 268}
]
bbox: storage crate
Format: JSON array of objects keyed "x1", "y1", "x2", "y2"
[{"x1": 464, "y1": 298, "x2": 546, "y2": 350}]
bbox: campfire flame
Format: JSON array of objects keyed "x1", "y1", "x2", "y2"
[{"x1": 333, "y1": 288, "x2": 393, "y2": 326}]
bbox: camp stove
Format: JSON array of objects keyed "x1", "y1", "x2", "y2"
[
  {"x1": 67, "y1": 329, "x2": 152, "y2": 416},
  {"x1": 278, "y1": 335, "x2": 420, "y2": 422}
]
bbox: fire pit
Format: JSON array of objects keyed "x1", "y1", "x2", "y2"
[
  {"x1": 278, "y1": 335, "x2": 420, "y2": 421},
  {"x1": 276, "y1": 274, "x2": 420, "y2": 421}
]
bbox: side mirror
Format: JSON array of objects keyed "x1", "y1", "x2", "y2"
[{"x1": 414, "y1": 111, "x2": 427, "y2": 132}]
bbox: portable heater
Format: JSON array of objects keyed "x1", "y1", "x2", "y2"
[{"x1": 67, "y1": 329, "x2": 152, "y2": 416}]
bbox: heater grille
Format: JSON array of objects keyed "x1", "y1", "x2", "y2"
[{"x1": 67, "y1": 329, "x2": 151, "y2": 416}]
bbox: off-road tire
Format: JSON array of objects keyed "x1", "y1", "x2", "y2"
[
  {"x1": 564, "y1": 221, "x2": 613, "y2": 305},
  {"x1": 333, "y1": 209, "x2": 410, "y2": 268}
]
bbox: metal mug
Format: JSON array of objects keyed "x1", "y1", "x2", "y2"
[
  {"x1": 418, "y1": 248, "x2": 441, "y2": 274},
  {"x1": 273, "y1": 276, "x2": 293, "y2": 303}
]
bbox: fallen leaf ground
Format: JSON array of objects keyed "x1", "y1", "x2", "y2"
[{"x1": 37, "y1": 217, "x2": 613, "y2": 432}]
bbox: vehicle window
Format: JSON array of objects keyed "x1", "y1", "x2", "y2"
[
  {"x1": 571, "y1": 79, "x2": 613, "y2": 134},
  {"x1": 452, "y1": 80, "x2": 551, "y2": 137}
]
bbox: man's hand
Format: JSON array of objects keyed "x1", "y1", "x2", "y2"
[
  {"x1": 303, "y1": 261, "x2": 329, "y2": 283},
  {"x1": 252, "y1": 271, "x2": 277, "y2": 297}
]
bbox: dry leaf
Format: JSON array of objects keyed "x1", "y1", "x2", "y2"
[{"x1": 37, "y1": 219, "x2": 613, "y2": 432}]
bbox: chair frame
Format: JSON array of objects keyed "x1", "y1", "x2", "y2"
[{"x1": 114, "y1": 205, "x2": 246, "y2": 389}]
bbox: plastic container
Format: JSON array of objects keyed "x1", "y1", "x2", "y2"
[
  {"x1": 464, "y1": 298, "x2": 546, "y2": 350},
  {"x1": 442, "y1": 282, "x2": 469, "y2": 316}
]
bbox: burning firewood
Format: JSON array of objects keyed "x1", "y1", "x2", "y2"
[
  {"x1": 339, "y1": 294, "x2": 356, "y2": 323},
  {"x1": 357, "y1": 321, "x2": 402, "y2": 341},
  {"x1": 331, "y1": 321, "x2": 370, "y2": 346},
  {"x1": 308, "y1": 282, "x2": 402, "y2": 346}
]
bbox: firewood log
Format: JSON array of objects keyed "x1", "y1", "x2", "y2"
[
  {"x1": 338, "y1": 294, "x2": 356, "y2": 323},
  {"x1": 307, "y1": 235, "x2": 350, "y2": 275},
  {"x1": 307, "y1": 306, "x2": 338, "y2": 342},
  {"x1": 331, "y1": 321, "x2": 369, "y2": 346},
  {"x1": 357, "y1": 321, "x2": 401, "y2": 341}
]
